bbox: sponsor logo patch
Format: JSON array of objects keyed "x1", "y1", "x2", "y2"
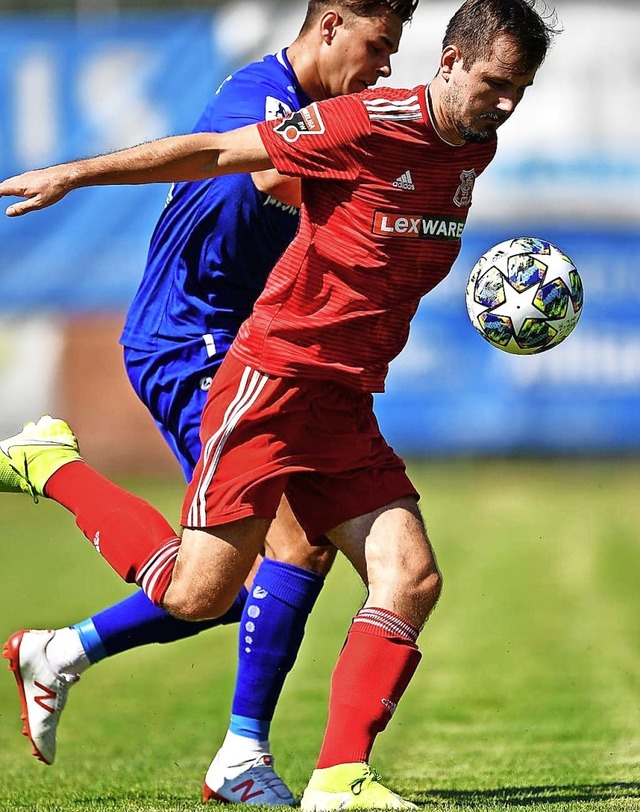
[
  {"x1": 273, "y1": 103, "x2": 325, "y2": 142},
  {"x1": 372, "y1": 211, "x2": 466, "y2": 240}
]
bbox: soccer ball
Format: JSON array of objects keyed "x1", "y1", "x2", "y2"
[{"x1": 465, "y1": 236, "x2": 584, "y2": 355}]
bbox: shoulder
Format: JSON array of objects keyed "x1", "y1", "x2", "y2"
[
  {"x1": 200, "y1": 52, "x2": 301, "y2": 131},
  {"x1": 358, "y1": 85, "x2": 425, "y2": 106},
  {"x1": 216, "y1": 52, "x2": 293, "y2": 103},
  {"x1": 357, "y1": 85, "x2": 425, "y2": 125}
]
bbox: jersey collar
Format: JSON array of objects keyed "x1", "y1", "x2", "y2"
[{"x1": 277, "y1": 48, "x2": 314, "y2": 108}]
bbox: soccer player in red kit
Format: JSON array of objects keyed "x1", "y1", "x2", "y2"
[{"x1": 0, "y1": 1, "x2": 559, "y2": 807}]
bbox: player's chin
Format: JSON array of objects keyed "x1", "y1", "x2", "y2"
[
  {"x1": 460, "y1": 125, "x2": 496, "y2": 144},
  {"x1": 465, "y1": 114, "x2": 505, "y2": 139}
]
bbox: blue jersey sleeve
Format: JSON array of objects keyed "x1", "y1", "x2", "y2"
[{"x1": 194, "y1": 58, "x2": 302, "y2": 135}]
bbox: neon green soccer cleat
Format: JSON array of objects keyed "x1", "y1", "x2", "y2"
[
  {"x1": 0, "y1": 416, "x2": 81, "y2": 500},
  {"x1": 300, "y1": 763, "x2": 417, "y2": 811}
]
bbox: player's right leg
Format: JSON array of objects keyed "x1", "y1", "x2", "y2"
[
  {"x1": 0, "y1": 416, "x2": 323, "y2": 805},
  {"x1": 1, "y1": 359, "x2": 246, "y2": 766},
  {"x1": 0, "y1": 412, "x2": 275, "y2": 743},
  {"x1": 1, "y1": 353, "x2": 327, "y2": 802}
]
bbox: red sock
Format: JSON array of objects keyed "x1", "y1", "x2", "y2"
[
  {"x1": 316, "y1": 607, "x2": 422, "y2": 768},
  {"x1": 45, "y1": 461, "x2": 180, "y2": 605}
]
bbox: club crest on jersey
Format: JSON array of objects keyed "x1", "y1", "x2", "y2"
[
  {"x1": 265, "y1": 96, "x2": 293, "y2": 122},
  {"x1": 372, "y1": 211, "x2": 466, "y2": 241},
  {"x1": 274, "y1": 103, "x2": 325, "y2": 142},
  {"x1": 453, "y1": 169, "x2": 477, "y2": 208}
]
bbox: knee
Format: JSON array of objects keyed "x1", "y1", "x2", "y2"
[
  {"x1": 161, "y1": 579, "x2": 236, "y2": 622},
  {"x1": 418, "y1": 562, "x2": 443, "y2": 614},
  {"x1": 399, "y1": 561, "x2": 443, "y2": 627},
  {"x1": 264, "y1": 532, "x2": 338, "y2": 576},
  {"x1": 270, "y1": 543, "x2": 337, "y2": 576}
]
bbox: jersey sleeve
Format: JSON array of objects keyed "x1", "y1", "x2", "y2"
[
  {"x1": 202, "y1": 71, "x2": 295, "y2": 134},
  {"x1": 257, "y1": 94, "x2": 371, "y2": 181}
]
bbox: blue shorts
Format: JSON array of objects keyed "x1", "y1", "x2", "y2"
[{"x1": 123, "y1": 342, "x2": 223, "y2": 481}]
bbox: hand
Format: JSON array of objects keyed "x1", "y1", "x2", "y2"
[{"x1": 0, "y1": 166, "x2": 73, "y2": 216}]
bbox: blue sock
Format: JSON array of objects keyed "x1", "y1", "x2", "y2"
[
  {"x1": 230, "y1": 558, "x2": 325, "y2": 741},
  {"x1": 74, "y1": 587, "x2": 249, "y2": 663}
]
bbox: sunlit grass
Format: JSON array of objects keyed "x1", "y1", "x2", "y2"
[{"x1": 0, "y1": 459, "x2": 639, "y2": 809}]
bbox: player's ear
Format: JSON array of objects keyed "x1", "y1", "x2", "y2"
[
  {"x1": 319, "y1": 10, "x2": 343, "y2": 44},
  {"x1": 440, "y1": 45, "x2": 461, "y2": 80}
]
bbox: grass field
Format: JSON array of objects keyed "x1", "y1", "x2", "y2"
[{"x1": 1, "y1": 459, "x2": 639, "y2": 811}]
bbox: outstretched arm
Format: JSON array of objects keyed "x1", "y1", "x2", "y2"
[{"x1": 0, "y1": 124, "x2": 273, "y2": 217}]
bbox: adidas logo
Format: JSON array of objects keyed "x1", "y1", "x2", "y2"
[{"x1": 392, "y1": 170, "x2": 415, "y2": 191}]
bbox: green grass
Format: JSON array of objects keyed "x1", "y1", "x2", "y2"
[{"x1": 1, "y1": 459, "x2": 640, "y2": 810}]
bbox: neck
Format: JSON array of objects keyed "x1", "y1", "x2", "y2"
[
  {"x1": 286, "y1": 38, "x2": 330, "y2": 102},
  {"x1": 427, "y1": 77, "x2": 465, "y2": 146}
]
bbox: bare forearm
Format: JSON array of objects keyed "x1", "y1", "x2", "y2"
[
  {"x1": 62, "y1": 131, "x2": 269, "y2": 185},
  {"x1": 0, "y1": 124, "x2": 272, "y2": 216},
  {"x1": 65, "y1": 134, "x2": 225, "y2": 186}
]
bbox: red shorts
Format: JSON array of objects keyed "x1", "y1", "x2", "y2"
[{"x1": 181, "y1": 354, "x2": 418, "y2": 542}]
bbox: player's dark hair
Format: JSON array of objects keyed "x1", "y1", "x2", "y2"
[
  {"x1": 302, "y1": 0, "x2": 418, "y2": 30},
  {"x1": 443, "y1": 0, "x2": 560, "y2": 74}
]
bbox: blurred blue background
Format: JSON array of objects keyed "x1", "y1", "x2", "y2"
[{"x1": 0, "y1": 1, "x2": 638, "y2": 461}]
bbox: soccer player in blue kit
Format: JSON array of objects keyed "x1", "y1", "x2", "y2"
[{"x1": 2, "y1": 0, "x2": 418, "y2": 804}]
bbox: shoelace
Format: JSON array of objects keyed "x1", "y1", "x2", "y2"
[
  {"x1": 21, "y1": 456, "x2": 39, "y2": 503},
  {"x1": 252, "y1": 762, "x2": 290, "y2": 794},
  {"x1": 350, "y1": 767, "x2": 381, "y2": 796}
]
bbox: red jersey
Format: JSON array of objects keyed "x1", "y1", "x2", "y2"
[{"x1": 231, "y1": 85, "x2": 497, "y2": 392}]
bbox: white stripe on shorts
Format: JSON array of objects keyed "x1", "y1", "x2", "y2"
[{"x1": 186, "y1": 365, "x2": 270, "y2": 527}]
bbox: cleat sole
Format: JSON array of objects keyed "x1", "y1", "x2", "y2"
[{"x1": 3, "y1": 630, "x2": 52, "y2": 765}]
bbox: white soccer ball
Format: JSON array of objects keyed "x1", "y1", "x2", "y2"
[{"x1": 465, "y1": 236, "x2": 584, "y2": 355}]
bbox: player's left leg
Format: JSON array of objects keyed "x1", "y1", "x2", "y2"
[
  {"x1": 300, "y1": 496, "x2": 442, "y2": 811},
  {"x1": 274, "y1": 384, "x2": 442, "y2": 811}
]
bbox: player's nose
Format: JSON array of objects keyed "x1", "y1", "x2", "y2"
[
  {"x1": 496, "y1": 90, "x2": 518, "y2": 114},
  {"x1": 377, "y1": 57, "x2": 392, "y2": 78}
]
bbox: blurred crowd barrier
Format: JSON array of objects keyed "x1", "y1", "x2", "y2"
[{"x1": 0, "y1": 2, "x2": 638, "y2": 470}]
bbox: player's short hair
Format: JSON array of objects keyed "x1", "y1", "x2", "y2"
[
  {"x1": 302, "y1": 0, "x2": 419, "y2": 30},
  {"x1": 443, "y1": 0, "x2": 560, "y2": 74}
]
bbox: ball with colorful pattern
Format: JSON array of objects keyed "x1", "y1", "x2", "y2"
[{"x1": 465, "y1": 237, "x2": 584, "y2": 355}]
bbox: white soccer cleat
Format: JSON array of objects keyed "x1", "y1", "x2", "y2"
[
  {"x1": 203, "y1": 751, "x2": 296, "y2": 805},
  {"x1": 2, "y1": 629, "x2": 79, "y2": 765}
]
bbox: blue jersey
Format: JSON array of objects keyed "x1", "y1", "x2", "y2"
[
  {"x1": 119, "y1": 49, "x2": 312, "y2": 480},
  {"x1": 120, "y1": 49, "x2": 312, "y2": 359}
]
